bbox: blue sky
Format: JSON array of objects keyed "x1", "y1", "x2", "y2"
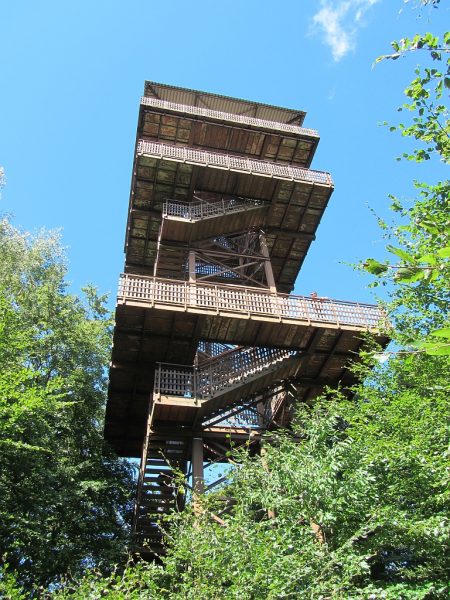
[{"x1": 0, "y1": 0, "x2": 447, "y2": 308}]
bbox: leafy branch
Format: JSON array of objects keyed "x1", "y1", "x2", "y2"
[{"x1": 376, "y1": 32, "x2": 450, "y2": 162}]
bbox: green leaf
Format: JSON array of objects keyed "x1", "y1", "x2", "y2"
[
  {"x1": 424, "y1": 344, "x2": 450, "y2": 356},
  {"x1": 418, "y1": 254, "x2": 437, "y2": 265},
  {"x1": 436, "y1": 247, "x2": 450, "y2": 259},
  {"x1": 386, "y1": 245, "x2": 415, "y2": 263},
  {"x1": 394, "y1": 267, "x2": 424, "y2": 283},
  {"x1": 430, "y1": 328, "x2": 450, "y2": 339},
  {"x1": 364, "y1": 259, "x2": 388, "y2": 276}
]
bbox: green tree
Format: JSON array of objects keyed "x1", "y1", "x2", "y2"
[
  {"x1": 0, "y1": 219, "x2": 134, "y2": 592},
  {"x1": 366, "y1": 27, "x2": 449, "y2": 355},
  {"x1": 45, "y1": 346, "x2": 450, "y2": 598}
]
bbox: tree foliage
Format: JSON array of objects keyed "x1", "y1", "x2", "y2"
[
  {"x1": 43, "y1": 344, "x2": 449, "y2": 599},
  {"x1": 376, "y1": 31, "x2": 449, "y2": 164},
  {"x1": 366, "y1": 26, "x2": 450, "y2": 354},
  {"x1": 0, "y1": 219, "x2": 134, "y2": 593}
]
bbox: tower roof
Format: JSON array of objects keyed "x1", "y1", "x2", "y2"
[{"x1": 144, "y1": 81, "x2": 306, "y2": 127}]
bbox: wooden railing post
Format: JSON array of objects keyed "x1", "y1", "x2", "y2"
[
  {"x1": 188, "y1": 251, "x2": 196, "y2": 308},
  {"x1": 156, "y1": 363, "x2": 161, "y2": 398}
]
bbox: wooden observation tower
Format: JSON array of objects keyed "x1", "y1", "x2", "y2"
[{"x1": 104, "y1": 82, "x2": 387, "y2": 556}]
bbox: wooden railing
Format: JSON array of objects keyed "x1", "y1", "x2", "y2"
[
  {"x1": 137, "y1": 140, "x2": 333, "y2": 186},
  {"x1": 140, "y1": 96, "x2": 319, "y2": 138},
  {"x1": 154, "y1": 346, "x2": 294, "y2": 400},
  {"x1": 163, "y1": 197, "x2": 266, "y2": 221},
  {"x1": 118, "y1": 274, "x2": 385, "y2": 329}
]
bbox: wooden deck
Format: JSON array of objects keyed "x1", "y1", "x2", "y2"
[{"x1": 143, "y1": 81, "x2": 306, "y2": 126}]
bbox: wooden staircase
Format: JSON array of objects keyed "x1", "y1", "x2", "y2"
[
  {"x1": 133, "y1": 436, "x2": 188, "y2": 556},
  {"x1": 151, "y1": 345, "x2": 301, "y2": 425}
]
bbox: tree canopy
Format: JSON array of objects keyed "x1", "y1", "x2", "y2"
[{"x1": 0, "y1": 220, "x2": 134, "y2": 592}]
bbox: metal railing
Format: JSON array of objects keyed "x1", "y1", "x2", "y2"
[
  {"x1": 163, "y1": 197, "x2": 266, "y2": 221},
  {"x1": 137, "y1": 140, "x2": 333, "y2": 186},
  {"x1": 154, "y1": 346, "x2": 294, "y2": 401},
  {"x1": 118, "y1": 274, "x2": 385, "y2": 329},
  {"x1": 141, "y1": 96, "x2": 319, "y2": 138}
]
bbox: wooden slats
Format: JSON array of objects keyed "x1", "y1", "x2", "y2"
[{"x1": 137, "y1": 140, "x2": 332, "y2": 186}]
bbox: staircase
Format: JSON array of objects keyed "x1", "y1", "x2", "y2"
[
  {"x1": 160, "y1": 196, "x2": 268, "y2": 243},
  {"x1": 152, "y1": 345, "x2": 301, "y2": 423},
  {"x1": 133, "y1": 436, "x2": 187, "y2": 556}
]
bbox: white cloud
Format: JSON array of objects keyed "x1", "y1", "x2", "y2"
[{"x1": 311, "y1": 0, "x2": 381, "y2": 62}]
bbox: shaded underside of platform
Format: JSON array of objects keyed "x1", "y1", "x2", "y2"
[
  {"x1": 138, "y1": 102, "x2": 318, "y2": 167},
  {"x1": 125, "y1": 149, "x2": 333, "y2": 294},
  {"x1": 105, "y1": 301, "x2": 387, "y2": 456}
]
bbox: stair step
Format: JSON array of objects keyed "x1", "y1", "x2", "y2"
[
  {"x1": 135, "y1": 523, "x2": 162, "y2": 531},
  {"x1": 141, "y1": 494, "x2": 174, "y2": 501},
  {"x1": 142, "y1": 486, "x2": 175, "y2": 493},
  {"x1": 144, "y1": 467, "x2": 172, "y2": 474},
  {"x1": 142, "y1": 493, "x2": 175, "y2": 500}
]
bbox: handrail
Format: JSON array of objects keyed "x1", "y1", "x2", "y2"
[
  {"x1": 163, "y1": 197, "x2": 266, "y2": 221},
  {"x1": 154, "y1": 346, "x2": 294, "y2": 401},
  {"x1": 140, "y1": 96, "x2": 319, "y2": 138},
  {"x1": 118, "y1": 274, "x2": 385, "y2": 329},
  {"x1": 137, "y1": 140, "x2": 333, "y2": 186}
]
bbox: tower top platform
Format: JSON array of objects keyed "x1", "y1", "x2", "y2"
[{"x1": 144, "y1": 81, "x2": 306, "y2": 127}]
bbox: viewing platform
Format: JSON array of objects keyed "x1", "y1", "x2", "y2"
[
  {"x1": 144, "y1": 81, "x2": 306, "y2": 125},
  {"x1": 105, "y1": 274, "x2": 388, "y2": 456},
  {"x1": 127, "y1": 141, "x2": 333, "y2": 292},
  {"x1": 139, "y1": 96, "x2": 319, "y2": 168},
  {"x1": 117, "y1": 273, "x2": 383, "y2": 331},
  {"x1": 136, "y1": 140, "x2": 331, "y2": 185},
  {"x1": 141, "y1": 96, "x2": 319, "y2": 138}
]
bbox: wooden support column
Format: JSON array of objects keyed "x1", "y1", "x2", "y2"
[
  {"x1": 188, "y1": 251, "x2": 196, "y2": 284},
  {"x1": 192, "y1": 436, "x2": 205, "y2": 494},
  {"x1": 188, "y1": 250, "x2": 197, "y2": 306},
  {"x1": 259, "y1": 232, "x2": 277, "y2": 293}
]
